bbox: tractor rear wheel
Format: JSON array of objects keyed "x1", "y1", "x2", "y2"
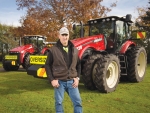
[
  {"x1": 126, "y1": 46, "x2": 147, "y2": 82},
  {"x1": 82, "y1": 54, "x2": 102, "y2": 90},
  {"x1": 94, "y1": 54, "x2": 120, "y2": 93}
]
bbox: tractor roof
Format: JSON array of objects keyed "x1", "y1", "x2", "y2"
[
  {"x1": 88, "y1": 15, "x2": 133, "y2": 23},
  {"x1": 22, "y1": 35, "x2": 47, "y2": 39}
]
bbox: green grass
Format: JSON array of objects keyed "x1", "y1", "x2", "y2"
[{"x1": 0, "y1": 65, "x2": 150, "y2": 113}]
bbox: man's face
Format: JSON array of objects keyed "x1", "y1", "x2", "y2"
[{"x1": 59, "y1": 34, "x2": 69, "y2": 46}]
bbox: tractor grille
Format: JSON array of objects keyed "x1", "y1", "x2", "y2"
[{"x1": 9, "y1": 52, "x2": 21, "y2": 64}]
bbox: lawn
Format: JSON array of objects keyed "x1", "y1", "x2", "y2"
[{"x1": 0, "y1": 63, "x2": 150, "y2": 113}]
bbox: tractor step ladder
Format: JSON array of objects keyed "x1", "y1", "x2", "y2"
[{"x1": 119, "y1": 55, "x2": 128, "y2": 76}]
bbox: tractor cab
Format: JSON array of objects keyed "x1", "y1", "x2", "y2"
[
  {"x1": 22, "y1": 35, "x2": 47, "y2": 53},
  {"x1": 87, "y1": 14, "x2": 133, "y2": 53}
]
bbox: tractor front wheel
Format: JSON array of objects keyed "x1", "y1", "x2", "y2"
[{"x1": 94, "y1": 54, "x2": 120, "y2": 93}]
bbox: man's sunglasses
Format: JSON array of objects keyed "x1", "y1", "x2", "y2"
[{"x1": 61, "y1": 34, "x2": 68, "y2": 36}]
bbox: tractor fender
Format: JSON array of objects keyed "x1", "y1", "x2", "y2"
[
  {"x1": 79, "y1": 46, "x2": 107, "y2": 59},
  {"x1": 78, "y1": 45, "x2": 96, "y2": 59},
  {"x1": 21, "y1": 52, "x2": 30, "y2": 63},
  {"x1": 119, "y1": 40, "x2": 136, "y2": 54},
  {"x1": 20, "y1": 45, "x2": 36, "y2": 63}
]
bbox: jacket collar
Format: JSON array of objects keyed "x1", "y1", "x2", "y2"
[{"x1": 56, "y1": 39, "x2": 74, "y2": 48}]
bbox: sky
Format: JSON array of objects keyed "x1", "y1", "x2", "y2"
[
  {"x1": 102, "y1": 0, "x2": 149, "y2": 19},
  {"x1": 0, "y1": 0, "x2": 26, "y2": 26},
  {"x1": 0, "y1": 0, "x2": 149, "y2": 27}
]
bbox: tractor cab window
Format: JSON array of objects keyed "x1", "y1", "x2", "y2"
[
  {"x1": 116, "y1": 21, "x2": 125, "y2": 44},
  {"x1": 124, "y1": 22, "x2": 131, "y2": 38},
  {"x1": 37, "y1": 37, "x2": 45, "y2": 50},
  {"x1": 116, "y1": 21, "x2": 130, "y2": 44},
  {"x1": 23, "y1": 36, "x2": 37, "y2": 46},
  {"x1": 89, "y1": 20, "x2": 114, "y2": 39}
]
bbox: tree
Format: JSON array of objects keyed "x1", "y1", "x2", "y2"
[
  {"x1": 135, "y1": 1, "x2": 150, "y2": 62},
  {"x1": 136, "y1": 5, "x2": 150, "y2": 31},
  {"x1": 16, "y1": 0, "x2": 117, "y2": 41},
  {"x1": 0, "y1": 23, "x2": 18, "y2": 49}
]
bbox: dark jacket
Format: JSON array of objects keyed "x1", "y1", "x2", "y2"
[{"x1": 45, "y1": 40, "x2": 81, "y2": 82}]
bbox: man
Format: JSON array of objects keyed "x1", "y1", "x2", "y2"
[{"x1": 45, "y1": 27, "x2": 82, "y2": 113}]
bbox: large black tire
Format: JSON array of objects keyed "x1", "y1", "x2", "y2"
[
  {"x1": 126, "y1": 46, "x2": 147, "y2": 82},
  {"x1": 22, "y1": 54, "x2": 30, "y2": 70},
  {"x1": 10, "y1": 66, "x2": 19, "y2": 71},
  {"x1": 82, "y1": 54, "x2": 103, "y2": 90},
  {"x1": 3, "y1": 63, "x2": 10, "y2": 71},
  {"x1": 2, "y1": 61, "x2": 19, "y2": 71},
  {"x1": 94, "y1": 54, "x2": 120, "y2": 93},
  {"x1": 2, "y1": 58, "x2": 10, "y2": 71}
]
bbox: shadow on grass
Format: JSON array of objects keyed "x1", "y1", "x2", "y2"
[{"x1": 119, "y1": 76, "x2": 131, "y2": 84}]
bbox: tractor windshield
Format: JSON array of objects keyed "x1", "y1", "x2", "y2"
[
  {"x1": 23, "y1": 36, "x2": 37, "y2": 45},
  {"x1": 23, "y1": 36, "x2": 45, "y2": 48},
  {"x1": 89, "y1": 20, "x2": 114, "y2": 40}
]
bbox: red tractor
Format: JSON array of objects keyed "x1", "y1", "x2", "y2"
[
  {"x1": 2, "y1": 35, "x2": 54, "y2": 71},
  {"x1": 27, "y1": 14, "x2": 147, "y2": 93}
]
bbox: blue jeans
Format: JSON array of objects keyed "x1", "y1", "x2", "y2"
[{"x1": 54, "y1": 80, "x2": 82, "y2": 113}]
